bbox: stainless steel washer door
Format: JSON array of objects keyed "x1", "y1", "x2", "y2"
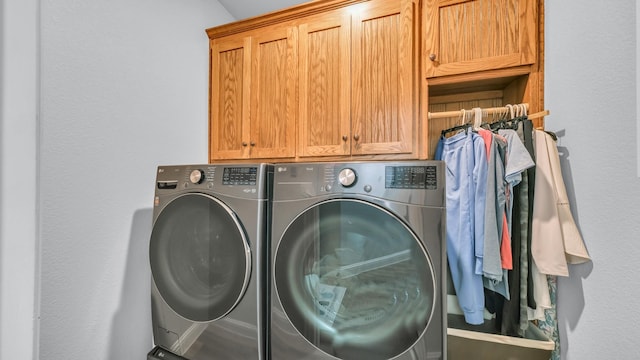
[
  {"x1": 150, "y1": 193, "x2": 251, "y2": 323},
  {"x1": 274, "y1": 199, "x2": 436, "y2": 360}
]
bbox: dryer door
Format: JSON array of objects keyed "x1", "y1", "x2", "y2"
[
  {"x1": 274, "y1": 199, "x2": 437, "y2": 360},
  {"x1": 150, "y1": 193, "x2": 251, "y2": 322}
]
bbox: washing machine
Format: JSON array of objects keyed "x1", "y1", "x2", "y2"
[
  {"x1": 270, "y1": 161, "x2": 446, "y2": 360},
  {"x1": 149, "y1": 163, "x2": 272, "y2": 360}
]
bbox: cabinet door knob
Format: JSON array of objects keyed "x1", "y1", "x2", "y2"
[
  {"x1": 429, "y1": 53, "x2": 437, "y2": 61},
  {"x1": 342, "y1": 135, "x2": 348, "y2": 142},
  {"x1": 242, "y1": 142, "x2": 248, "y2": 147},
  {"x1": 250, "y1": 141, "x2": 256, "y2": 147},
  {"x1": 353, "y1": 134, "x2": 360, "y2": 142}
]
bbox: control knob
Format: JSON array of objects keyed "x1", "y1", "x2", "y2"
[
  {"x1": 189, "y1": 169, "x2": 205, "y2": 184},
  {"x1": 338, "y1": 168, "x2": 357, "y2": 187}
]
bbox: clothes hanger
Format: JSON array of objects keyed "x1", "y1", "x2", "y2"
[
  {"x1": 441, "y1": 108, "x2": 472, "y2": 137},
  {"x1": 473, "y1": 107, "x2": 483, "y2": 131},
  {"x1": 479, "y1": 108, "x2": 491, "y2": 129},
  {"x1": 519, "y1": 103, "x2": 530, "y2": 127},
  {"x1": 489, "y1": 104, "x2": 513, "y2": 131},
  {"x1": 493, "y1": 106, "x2": 509, "y2": 130},
  {"x1": 502, "y1": 103, "x2": 525, "y2": 130}
]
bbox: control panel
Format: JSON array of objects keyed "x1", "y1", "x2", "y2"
[
  {"x1": 273, "y1": 162, "x2": 443, "y2": 206},
  {"x1": 385, "y1": 166, "x2": 438, "y2": 190},
  {"x1": 155, "y1": 164, "x2": 269, "y2": 201},
  {"x1": 222, "y1": 167, "x2": 258, "y2": 186}
]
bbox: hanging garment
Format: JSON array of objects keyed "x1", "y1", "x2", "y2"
[
  {"x1": 436, "y1": 131, "x2": 487, "y2": 325},
  {"x1": 527, "y1": 261, "x2": 552, "y2": 321},
  {"x1": 498, "y1": 120, "x2": 537, "y2": 337},
  {"x1": 531, "y1": 130, "x2": 591, "y2": 276},
  {"x1": 479, "y1": 130, "x2": 510, "y2": 301},
  {"x1": 478, "y1": 129, "x2": 503, "y2": 281},
  {"x1": 497, "y1": 129, "x2": 535, "y2": 233},
  {"x1": 501, "y1": 216, "x2": 512, "y2": 269},
  {"x1": 496, "y1": 127, "x2": 531, "y2": 310},
  {"x1": 531, "y1": 129, "x2": 591, "y2": 360},
  {"x1": 493, "y1": 134, "x2": 512, "y2": 271},
  {"x1": 519, "y1": 119, "x2": 538, "y2": 336},
  {"x1": 537, "y1": 275, "x2": 561, "y2": 360}
]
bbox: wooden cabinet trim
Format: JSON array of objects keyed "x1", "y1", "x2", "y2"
[
  {"x1": 427, "y1": 65, "x2": 532, "y2": 86},
  {"x1": 207, "y1": 0, "x2": 372, "y2": 39}
]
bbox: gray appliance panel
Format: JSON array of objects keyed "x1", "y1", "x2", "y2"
[
  {"x1": 271, "y1": 161, "x2": 446, "y2": 360},
  {"x1": 150, "y1": 163, "x2": 272, "y2": 360},
  {"x1": 273, "y1": 161, "x2": 445, "y2": 207}
]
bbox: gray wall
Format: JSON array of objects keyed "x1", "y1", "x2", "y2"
[
  {"x1": 546, "y1": 0, "x2": 640, "y2": 359},
  {"x1": 0, "y1": 0, "x2": 38, "y2": 359},
  {"x1": 38, "y1": 0, "x2": 233, "y2": 358},
  {"x1": 0, "y1": 0, "x2": 638, "y2": 359}
]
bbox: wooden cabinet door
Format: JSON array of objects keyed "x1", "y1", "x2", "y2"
[
  {"x1": 249, "y1": 26, "x2": 297, "y2": 159},
  {"x1": 351, "y1": 0, "x2": 416, "y2": 156},
  {"x1": 210, "y1": 36, "x2": 251, "y2": 160},
  {"x1": 298, "y1": 12, "x2": 351, "y2": 158},
  {"x1": 424, "y1": 0, "x2": 537, "y2": 77}
]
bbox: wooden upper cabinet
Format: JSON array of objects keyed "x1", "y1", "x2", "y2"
[
  {"x1": 423, "y1": 0, "x2": 538, "y2": 77},
  {"x1": 208, "y1": 0, "x2": 419, "y2": 161},
  {"x1": 249, "y1": 27, "x2": 297, "y2": 159},
  {"x1": 298, "y1": 12, "x2": 351, "y2": 158},
  {"x1": 210, "y1": 36, "x2": 250, "y2": 160},
  {"x1": 209, "y1": 27, "x2": 297, "y2": 161},
  {"x1": 351, "y1": 0, "x2": 416, "y2": 155}
]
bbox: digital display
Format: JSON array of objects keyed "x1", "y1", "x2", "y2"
[
  {"x1": 385, "y1": 166, "x2": 437, "y2": 189},
  {"x1": 222, "y1": 167, "x2": 258, "y2": 185}
]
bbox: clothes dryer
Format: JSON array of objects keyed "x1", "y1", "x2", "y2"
[
  {"x1": 149, "y1": 164, "x2": 272, "y2": 360},
  {"x1": 270, "y1": 161, "x2": 446, "y2": 360}
]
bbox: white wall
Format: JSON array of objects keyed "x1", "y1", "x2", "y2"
[
  {"x1": 0, "y1": 0, "x2": 38, "y2": 358},
  {"x1": 545, "y1": 0, "x2": 640, "y2": 359},
  {"x1": 37, "y1": 1, "x2": 233, "y2": 359}
]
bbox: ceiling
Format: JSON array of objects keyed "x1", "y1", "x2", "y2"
[{"x1": 217, "y1": 0, "x2": 308, "y2": 20}]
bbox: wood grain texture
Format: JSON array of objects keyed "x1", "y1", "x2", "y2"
[
  {"x1": 298, "y1": 11, "x2": 351, "y2": 157},
  {"x1": 351, "y1": 0, "x2": 416, "y2": 155},
  {"x1": 210, "y1": 36, "x2": 251, "y2": 160},
  {"x1": 528, "y1": 0, "x2": 544, "y2": 129},
  {"x1": 424, "y1": 0, "x2": 537, "y2": 77},
  {"x1": 250, "y1": 26, "x2": 297, "y2": 159}
]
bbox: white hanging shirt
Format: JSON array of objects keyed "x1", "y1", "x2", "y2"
[{"x1": 531, "y1": 130, "x2": 591, "y2": 277}]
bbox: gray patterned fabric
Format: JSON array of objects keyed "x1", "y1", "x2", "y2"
[{"x1": 537, "y1": 275, "x2": 559, "y2": 360}]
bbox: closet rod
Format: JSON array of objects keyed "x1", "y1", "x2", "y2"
[
  {"x1": 427, "y1": 103, "x2": 533, "y2": 120},
  {"x1": 529, "y1": 110, "x2": 550, "y2": 120}
]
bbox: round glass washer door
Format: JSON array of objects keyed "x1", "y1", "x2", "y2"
[
  {"x1": 274, "y1": 199, "x2": 436, "y2": 360},
  {"x1": 150, "y1": 193, "x2": 251, "y2": 322}
]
